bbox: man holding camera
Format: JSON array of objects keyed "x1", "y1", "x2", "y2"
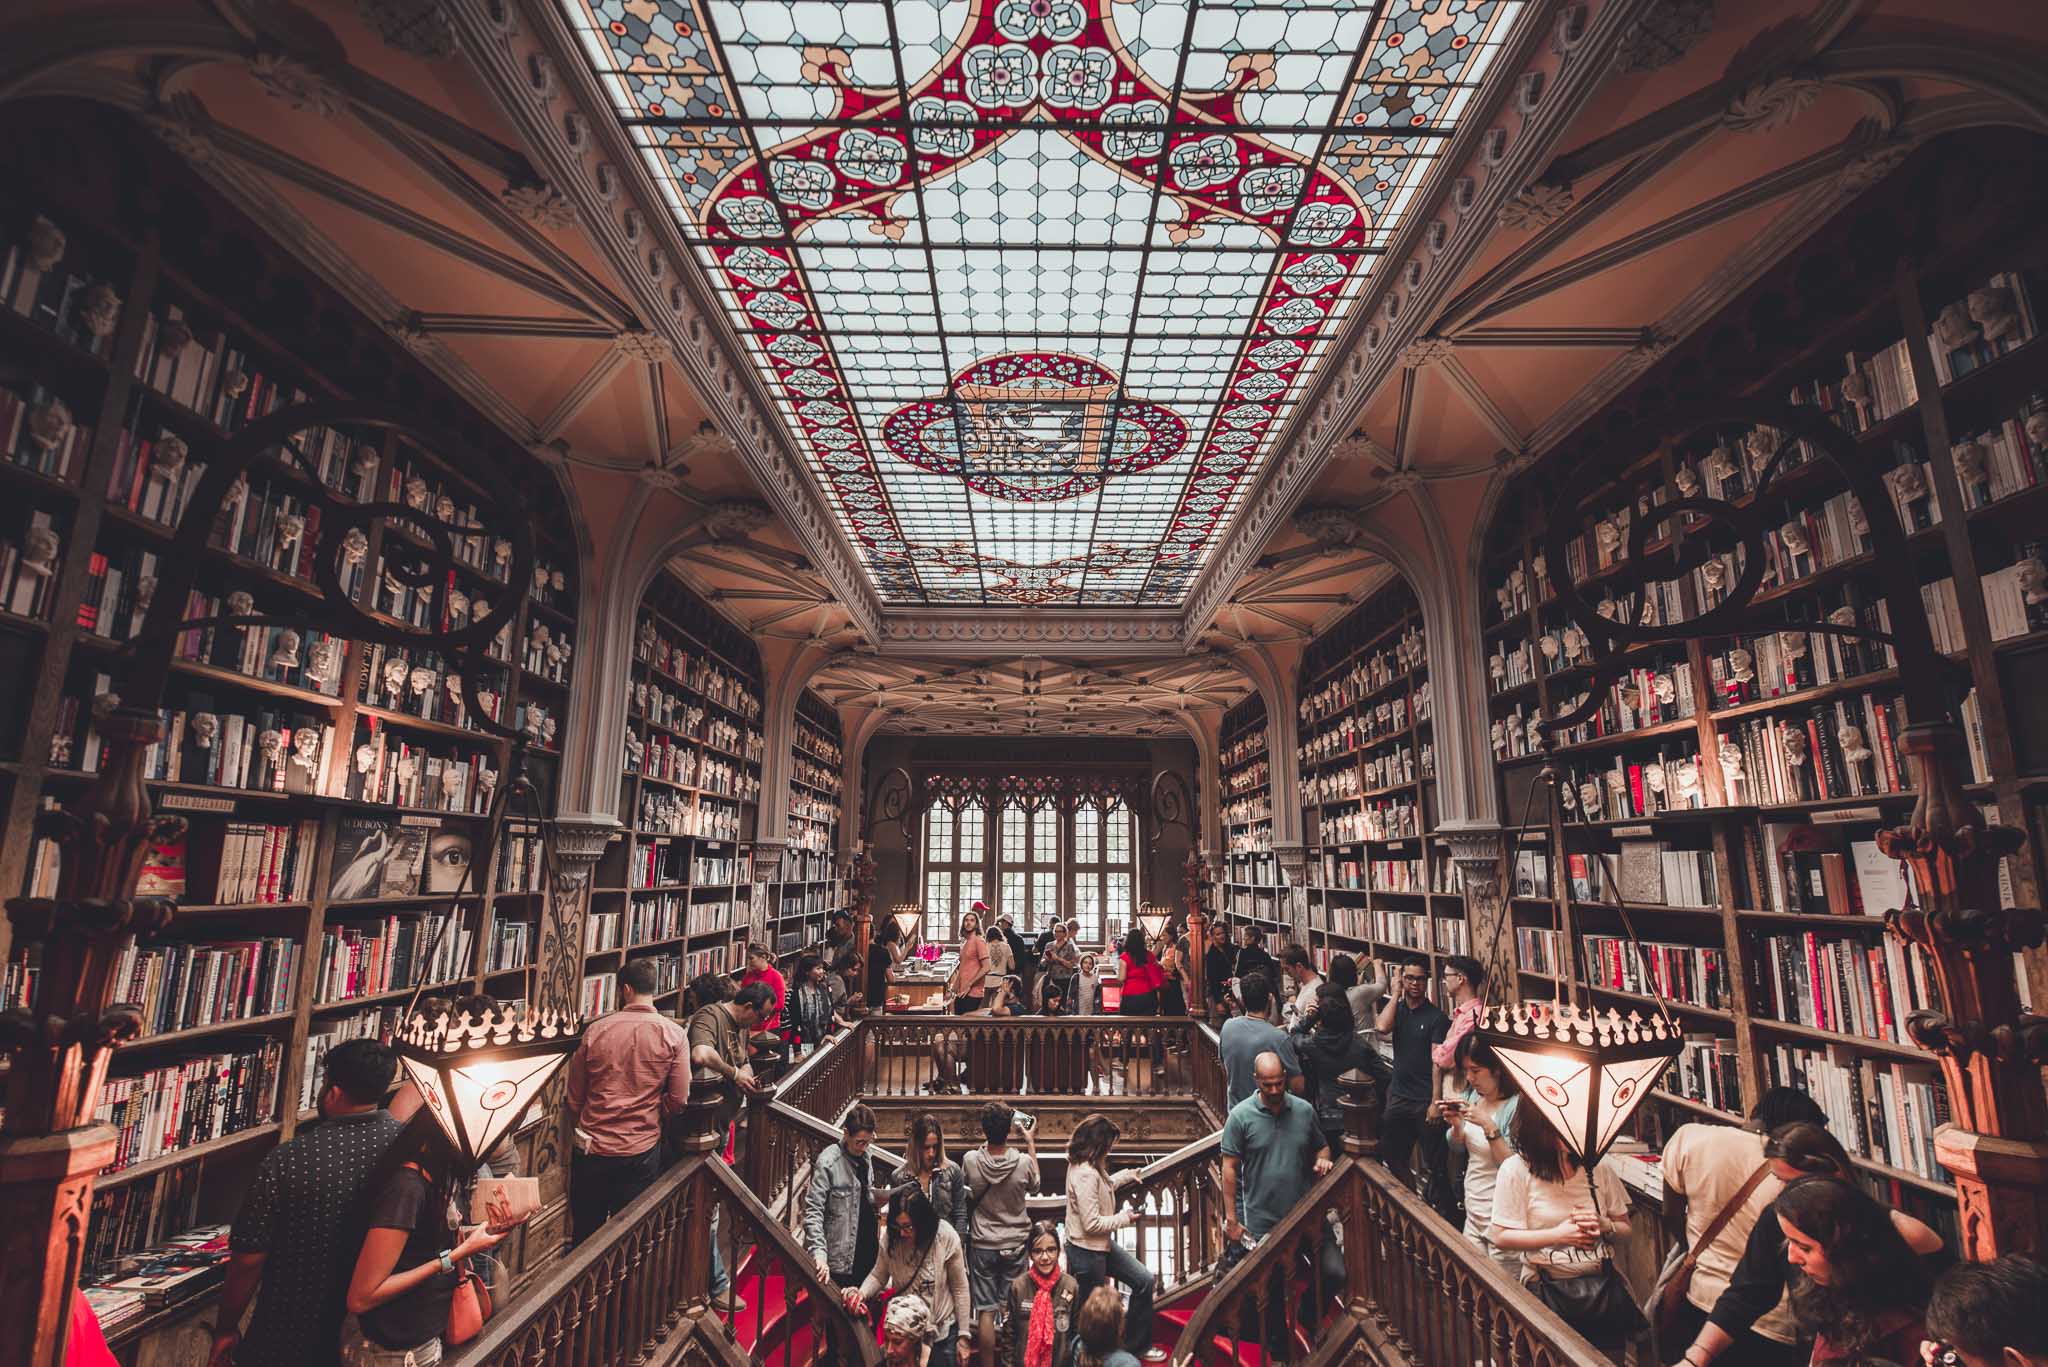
[{"x1": 963, "y1": 1101, "x2": 1041, "y2": 1338}]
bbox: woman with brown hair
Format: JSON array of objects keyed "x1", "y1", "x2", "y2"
[
  {"x1": 893, "y1": 1113, "x2": 969, "y2": 1241},
  {"x1": 1774, "y1": 1176, "x2": 1931, "y2": 1364},
  {"x1": 1063, "y1": 1115, "x2": 1162, "y2": 1361},
  {"x1": 1071, "y1": 1284, "x2": 1143, "y2": 1367},
  {"x1": 1488, "y1": 1104, "x2": 1641, "y2": 1356}
]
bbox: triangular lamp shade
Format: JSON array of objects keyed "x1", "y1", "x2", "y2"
[
  {"x1": 891, "y1": 907, "x2": 921, "y2": 938},
  {"x1": 1137, "y1": 908, "x2": 1171, "y2": 940},
  {"x1": 1479, "y1": 1002, "x2": 1681, "y2": 1168},
  {"x1": 395, "y1": 1006, "x2": 580, "y2": 1171}
]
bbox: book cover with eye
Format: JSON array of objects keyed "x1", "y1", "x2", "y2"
[{"x1": 422, "y1": 824, "x2": 475, "y2": 894}]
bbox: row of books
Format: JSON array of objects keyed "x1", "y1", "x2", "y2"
[
  {"x1": 1299, "y1": 693, "x2": 1410, "y2": 765},
  {"x1": 83, "y1": 1163, "x2": 203, "y2": 1279},
  {"x1": 1224, "y1": 794, "x2": 1272, "y2": 826},
  {"x1": 360, "y1": 642, "x2": 500, "y2": 731},
  {"x1": 585, "y1": 909, "x2": 623, "y2": 953},
  {"x1": 1706, "y1": 593, "x2": 1898, "y2": 709},
  {"x1": 130, "y1": 705, "x2": 333, "y2": 796},
  {"x1": 100, "y1": 422, "x2": 207, "y2": 531},
  {"x1": 1299, "y1": 636, "x2": 1416, "y2": 725},
  {"x1": 330, "y1": 815, "x2": 482, "y2": 900},
  {"x1": 637, "y1": 788, "x2": 745, "y2": 838},
  {"x1": 792, "y1": 754, "x2": 841, "y2": 798},
  {"x1": 582, "y1": 972, "x2": 620, "y2": 1016},
  {"x1": 340, "y1": 725, "x2": 499, "y2": 813},
  {"x1": 633, "y1": 681, "x2": 764, "y2": 757},
  {"x1": 1222, "y1": 728, "x2": 1266, "y2": 769},
  {"x1": 1225, "y1": 756, "x2": 1270, "y2": 796},
  {"x1": 383, "y1": 457, "x2": 519, "y2": 582},
  {"x1": 1318, "y1": 797, "x2": 1420, "y2": 844},
  {"x1": 0, "y1": 380, "x2": 90, "y2": 482},
  {"x1": 488, "y1": 920, "x2": 532, "y2": 973},
  {"x1": 1716, "y1": 690, "x2": 1911, "y2": 806},
  {"x1": 1543, "y1": 844, "x2": 1721, "y2": 908},
  {"x1": 1581, "y1": 933, "x2": 1735, "y2": 1011},
  {"x1": 795, "y1": 718, "x2": 842, "y2": 767},
  {"x1": 166, "y1": 586, "x2": 351, "y2": 696},
  {"x1": 638, "y1": 729, "x2": 758, "y2": 794},
  {"x1": 776, "y1": 878, "x2": 838, "y2": 915},
  {"x1": 495, "y1": 829, "x2": 547, "y2": 893},
  {"x1": 1754, "y1": 824, "x2": 1908, "y2": 918},
  {"x1": 1514, "y1": 926, "x2": 1565, "y2": 977},
  {"x1": 112, "y1": 936, "x2": 300, "y2": 1036},
  {"x1": 1490, "y1": 556, "x2": 1552, "y2": 623},
  {"x1": 1762, "y1": 1042, "x2": 1950, "y2": 1184},
  {"x1": 634, "y1": 620, "x2": 764, "y2": 719},
  {"x1": 1544, "y1": 656, "x2": 1698, "y2": 749},
  {"x1": 1368, "y1": 858, "x2": 1427, "y2": 894},
  {"x1": 1954, "y1": 407, "x2": 2048, "y2": 507},
  {"x1": 314, "y1": 911, "x2": 473, "y2": 1002},
  {"x1": 137, "y1": 819, "x2": 325, "y2": 905},
  {"x1": 1664, "y1": 1033, "x2": 1742, "y2": 1115},
  {"x1": 96, "y1": 1038, "x2": 285, "y2": 1173},
  {"x1": 1749, "y1": 928, "x2": 1942, "y2": 1047},
  {"x1": 1300, "y1": 744, "x2": 1416, "y2": 804},
  {"x1": 1981, "y1": 546, "x2": 2048, "y2": 639},
  {"x1": 1550, "y1": 747, "x2": 1711, "y2": 823}
]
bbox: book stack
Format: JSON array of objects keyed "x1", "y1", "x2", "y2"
[
  {"x1": 1715, "y1": 691, "x2": 1910, "y2": 805},
  {"x1": 80, "y1": 1223, "x2": 233, "y2": 1338}
]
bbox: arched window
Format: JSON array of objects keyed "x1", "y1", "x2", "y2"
[
  {"x1": 1070, "y1": 800, "x2": 1136, "y2": 944},
  {"x1": 998, "y1": 799, "x2": 1061, "y2": 934},
  {"x1": 921, "y1": 799, "x2": 985, "y2": 942}
]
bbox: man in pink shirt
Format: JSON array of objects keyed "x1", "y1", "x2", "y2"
[{"x1": 566, "y1": 958, "x2": 691, "y2": 1243}]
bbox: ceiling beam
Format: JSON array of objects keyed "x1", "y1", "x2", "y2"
[
  {"x1": 206, "y1": 124, "x2": 596, "y2": 315},
  {"x1": 1390, "y1": 366, "x2": 1418, "y2": 472},
  {"x1": 1469, "y1": 141, "x2": 1861, "y2": 328},
  {"x1": 353, "y1": 107, "x2": 639, "y2": 327},
  {"x1": 407, "y1": 311, "x2": 616, "y2": 338},
  {"x1": 1452, "y1": 326, "x2": 1657, "y2": 348}
]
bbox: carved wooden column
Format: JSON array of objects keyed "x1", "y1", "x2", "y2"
[
  {"x1": 525, "y1": 818, "x2": 618, "y2": 1272},
  {"x1": 1440, "y1": 826, "x2": 1518, "y2": 1007},
  {"x1": 1880, "y1": 733, "x2": 2048, "y2": 1259},
  {"x1": 672, "y1": 1079, "x2": 732, "y2": 1314},
  {"x1": 0, "y1": 708, "x2": 178, "y2": 1367}
]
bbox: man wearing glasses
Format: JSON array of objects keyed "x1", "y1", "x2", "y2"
[{"x1": 1373, "y1": 958, "x2": 1449, "y2": 1199}]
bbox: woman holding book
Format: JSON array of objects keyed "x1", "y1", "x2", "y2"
[{"x1": 342, "y1": 1112, "x2": 527, "y2": 1366}]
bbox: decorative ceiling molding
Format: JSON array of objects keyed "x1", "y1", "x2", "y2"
[
  {"x1": 1183, "y1": 0, "x2": 1660, "y2": 639},
  {"x1": 447, "y1": 0, "x2": 887, "y2": 645},
  {"x1": 876, "y1": 612, "x2": 1185, "y2": 657}
]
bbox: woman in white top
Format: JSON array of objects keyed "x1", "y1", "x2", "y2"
[
  {"x1": 1489, "y1": 1105, "x2": 1633, "y2": 1355},
  {"x1": 1062, "y1": 1115, "x2": 1157, "y2": 1360},
  {"x1": 1435, "y1": 1031, "x2": 1520, "y2": 1273}
]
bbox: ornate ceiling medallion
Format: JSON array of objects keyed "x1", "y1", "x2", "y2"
[
  {"x1": 560, "y1": 0, "x2": 1534, "y2": 604},
  {"x1": 884, "y1": 352, "x2": 1185, "y2": 502}
]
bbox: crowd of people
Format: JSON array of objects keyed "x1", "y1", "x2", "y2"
[{"x1": 198, "y1": 916, "x2": 2048, "y2": 1367}]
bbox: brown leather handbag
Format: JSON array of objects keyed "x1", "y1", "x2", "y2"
[{"x1": 1649, "y1": 1161, "x2": 1770, "y2": 1344}]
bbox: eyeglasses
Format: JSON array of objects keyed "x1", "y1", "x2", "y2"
[{"x1": 1400, "y1": 974, "x2": 1427, "y2": 984}]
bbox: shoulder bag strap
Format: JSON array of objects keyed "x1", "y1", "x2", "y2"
[{"x1": 1683, "y1": 1161, "x2": 1771, "y2": 1273}]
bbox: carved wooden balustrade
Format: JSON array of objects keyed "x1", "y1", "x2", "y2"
[
  {"x1": 856, "y1": 1011, "x2": 1207, "y2": 1097},
  {"x1": 449, "y1": 1082, "x2": 881, "y2": 1367}
]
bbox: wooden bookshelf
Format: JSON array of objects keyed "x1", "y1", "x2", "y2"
[
  {"x1": 770, "y1": 690, "x2": 845, "y2": 964},
  {"x1": 1290, "y1": 580, "x2": 1465, "y2": 987},
  {"x1": 604, "y1": 564, "x2": 767, "y2": 1004},
  {"x1": 1475, "y1": 143, "x2": 2048, "y2": 1228},
  {"x1": 0, "y1": 105, "x2": 581, "y2": 1325},
  {"x1": 1217, "y1": 694, "x2": 1283, "y2": 936}
]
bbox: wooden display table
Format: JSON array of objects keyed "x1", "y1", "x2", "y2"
[{"x1": 887, "y1": 975, "x2": 949, "y2": 1011}]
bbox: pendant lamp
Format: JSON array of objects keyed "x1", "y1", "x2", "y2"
[
  {"x1": 1137, "y1": 906, "x2": 1172, "y2": 941},
  {"x1": 891, "y1": 905, "x2": 922, "y2": 939}
]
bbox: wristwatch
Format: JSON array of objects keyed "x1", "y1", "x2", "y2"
[
  {"x1": 438, "y1": 1249, "x2": 456, "y2": 1274},
  {"x1": 1482, "y1": 1127, "x2": 1502, "y2": 1142}
]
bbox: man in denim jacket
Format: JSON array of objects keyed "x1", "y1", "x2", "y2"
[{"x1": 805, "y1": 1103, "x2": 883, "y2": 1364}]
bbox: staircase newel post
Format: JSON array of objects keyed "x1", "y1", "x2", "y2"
[
  {"x1": 1336, "y1": 1068, "x2": 1380, "y2": 1316},
  {"x1": 672, "y1": 1078, "x2": 731, "y2": 1312}
]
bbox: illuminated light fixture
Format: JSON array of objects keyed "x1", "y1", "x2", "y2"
[
  {"x1": 1478, "y1": 1001, "x2": 1681, "y2": 1168},
  {"x1": 891, "y1": 905, "x2": 922, "y2": 939},
  {"x1": 1477, "y1": 763, "x2": 1682, "y2": 1170},
  {"x1": 1137, "y1": 906, "x2": 1172, "y2": 941},
  {"x1": 394, "y1": 1005, "x2": 581, "y2": 1171}
]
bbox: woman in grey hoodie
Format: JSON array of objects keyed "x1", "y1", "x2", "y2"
[{"x1": 962, "y1": 1102, "x2": 1041, "y2": 1322}]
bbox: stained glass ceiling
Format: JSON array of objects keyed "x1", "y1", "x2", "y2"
[{"x1": 563, "y1": 0, "x2": 1530, "y2": 606}]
